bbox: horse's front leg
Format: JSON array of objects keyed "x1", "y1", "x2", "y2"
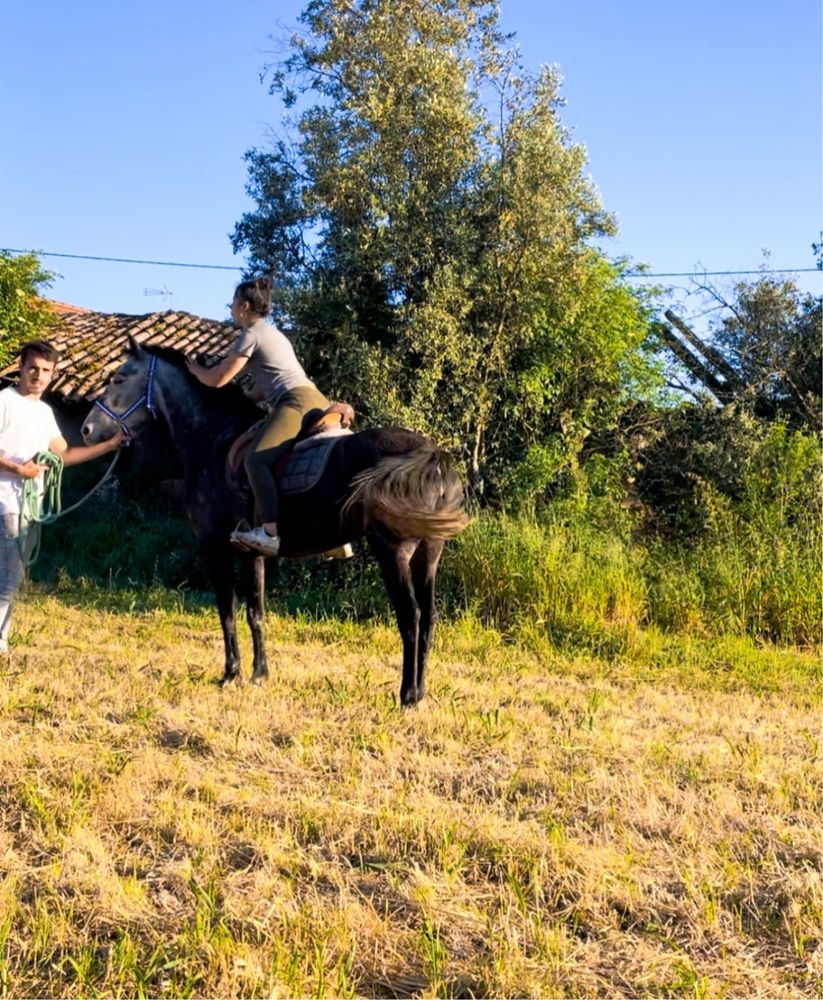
[
  {"x1": 216, "y1": 582, "x2": 241, "y2": 685},
  {"x1": 243, "y1": 552, "x2": 268, "y2": 684},
  {"x1": 206, "y1": 549, "x2": 241, "y2": 685}
]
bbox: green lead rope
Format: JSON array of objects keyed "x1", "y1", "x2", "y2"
[
  {"x1": 19, "y1": 448, "x2": 121, "y2": 568},
  {"x1": 20, "y1": 451, "x2": 64, "y2": 567}
]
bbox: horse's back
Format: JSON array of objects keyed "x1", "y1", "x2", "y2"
[{"x1": 277, "y1": 425, "x2": 463, "y2": 555}]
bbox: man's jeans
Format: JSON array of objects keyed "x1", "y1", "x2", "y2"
[{"x1": 0, "y1": 514, "x2": 28, "y2": 645}]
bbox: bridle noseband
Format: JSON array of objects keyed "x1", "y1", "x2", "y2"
[{"x1": 93, "y1": 354, "x2": 158, "y2": 442}]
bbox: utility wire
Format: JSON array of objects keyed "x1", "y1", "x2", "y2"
[
  {"x1": 1, "y1": 249, "x2": 244, "y2": 271},
  {"x1": 626, "y1": 269, "x2": 819, "y2": 278},
  {"x1": 1, "y1": 247, "x2": 819, "y2": 279}
]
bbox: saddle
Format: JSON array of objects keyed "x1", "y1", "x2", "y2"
[{"x1": 226, "y1": 401, "x2": 355, "y2": 496}]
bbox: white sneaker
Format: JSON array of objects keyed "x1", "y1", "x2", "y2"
[
  {"x1": 0, "y1": 639, "x2": 7, "y2": 653},
  {"x1": 321, "y1": 544, "x2": 354, "y2": 560},
  {"x1": 230, "y1": 526, "x2": 281, "y2": 557}
]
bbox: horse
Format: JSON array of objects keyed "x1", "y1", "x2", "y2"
[{"x1": 80, "y1": 337, "x2": 467, "y2": 705}]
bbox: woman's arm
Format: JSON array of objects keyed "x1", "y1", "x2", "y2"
[{"x1": 186, "y1": 353, "x2": 248, "y2": 388}]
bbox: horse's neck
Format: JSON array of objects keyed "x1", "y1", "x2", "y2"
[{"x1": 154, "y1": 363, "x2": 226, "y2": 468}]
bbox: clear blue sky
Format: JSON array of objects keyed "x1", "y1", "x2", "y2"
[{"x1": 2, "y1": 0, "x2": 820, "y2": 322}]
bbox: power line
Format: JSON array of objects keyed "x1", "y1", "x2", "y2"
[
  {"x1": 1, "y1": 247, "x2": 819, "y2": 279},
  {"x1": 625, "y1": 268, "x2": 819, "y2": 279},
  {"x1": 1, "y1": 248, "x2": 244, "y2": 271}
]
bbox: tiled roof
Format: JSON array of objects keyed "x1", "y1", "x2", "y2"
[
  {"x1": 1, "y1": 308, "x2": 235, "y2": 403},
  {"x1": 49, "y1": 300, "x2": 91, "y2": 316}
]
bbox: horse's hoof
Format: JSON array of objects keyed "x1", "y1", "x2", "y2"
[
  {"x1": 400, "y1": 688, "x2": 421, "y2": 707},
  {"x1": 250, "y1": 673, "x2": 268, "y2": 687},
  {"x1": 218, "y1": 673, "x2": 240, "y2": 688}
]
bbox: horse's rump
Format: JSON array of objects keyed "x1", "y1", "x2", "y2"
[{"x1": 343, "y1": 445, "x2": 468, "y2": 541}]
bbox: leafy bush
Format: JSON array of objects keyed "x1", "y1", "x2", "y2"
[{"x1": 642, "y1": 421, "x2": 821, "y2": 644}]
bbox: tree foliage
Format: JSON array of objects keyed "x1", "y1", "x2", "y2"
[
  {"x1": 232, "y1": 0, "x2": 659, "y2": 504},
  {"x1": 657, "y1": 268, "x2": 822, "y2": 431},
  {"x1": 709, "y1": 274, "x2": 821, "y2": 429},
  {"x1": 0, "y1": 251, "x2": 56, "y2": 366}
]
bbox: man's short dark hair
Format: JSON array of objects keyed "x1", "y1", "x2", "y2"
[{"x1": 19, "y1": 340, "x2": 59, "y2": 366}]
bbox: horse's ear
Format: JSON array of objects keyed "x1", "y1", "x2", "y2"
[{"x1": 127, "y1": 334, "x2": 144, "y2": 357}]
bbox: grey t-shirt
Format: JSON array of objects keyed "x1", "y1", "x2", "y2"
[{"x1": 231, "y1": 319, "x2": 313, "y2": 405}]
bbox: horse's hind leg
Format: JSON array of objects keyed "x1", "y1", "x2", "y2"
[
  {"x1": 410, "y1": 539, "x2": 444, "y2": 701},
  {"x1": 368, "y1": 533, "x2": 421, "y2": 706},
  {"x1": 243, "y1": 553, "x2": 268, "y2": 684}
]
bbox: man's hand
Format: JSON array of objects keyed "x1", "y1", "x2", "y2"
[
  {"x1": 18, "y1": 459, "x2": 47, "y2": 480},
  {"x1": 105, "y1": 429, "x2": 125, "y2": 451}
]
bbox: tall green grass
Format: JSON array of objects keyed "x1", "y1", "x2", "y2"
[
  {"x1": 438, "y1": 513, "x2": 647, "y2": 646},
  {"x1": 645, "y1": 525, "x2": 819, "y2": 645},
  {"x1": 439, "y1": 507, "x2": 819, "y2": 648},
  {"x1": 445, "y1": 422, "x2": 820, "y2": 648}
]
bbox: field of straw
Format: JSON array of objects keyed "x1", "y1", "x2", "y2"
[{"x1": 0, "y1": 584, "x2": 819, "y2": 998}]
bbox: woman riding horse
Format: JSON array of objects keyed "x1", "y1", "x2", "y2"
[
  {"x1": 82, "y1": 335, "x2": 466, "y2": 704},
  {"x1": 185, "y1": 276, "x2": 329, "y2": 558}
]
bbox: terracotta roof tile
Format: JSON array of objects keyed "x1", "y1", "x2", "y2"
[
  {"x1": 49, "y1": 300, "x2": 91, "y2": 316},
  {"x1": 1, "y1": 308, "x2": 235, "y2": 402}
]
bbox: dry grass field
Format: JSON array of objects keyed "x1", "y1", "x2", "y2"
[{"x1": 0, "y1": 583, "x2": 819, "y2": 998}]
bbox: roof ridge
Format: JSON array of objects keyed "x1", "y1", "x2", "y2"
[{"x1": 1, "y1": 308, "x2": 237, "y2": 402}]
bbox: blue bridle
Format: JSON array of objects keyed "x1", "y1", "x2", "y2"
[{"x1": 93, "y1": 354, "x2": 158, "y2": 442}]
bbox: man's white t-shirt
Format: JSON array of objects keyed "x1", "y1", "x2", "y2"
[{"x1": 0, "y1": 387, "x2": 61, "y2": 513}]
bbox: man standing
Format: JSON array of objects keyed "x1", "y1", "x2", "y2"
[{"x1": 0, "y1": 340, "x2": 122, "y2": 650}]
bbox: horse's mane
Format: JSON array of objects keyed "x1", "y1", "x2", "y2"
[{"x1": 140, "y1": 342, "x2": 261, "y2": 425}]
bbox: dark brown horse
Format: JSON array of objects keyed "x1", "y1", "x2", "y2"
[{"x1": 81, "y1": 338, "x2": 467, "y2": 705}]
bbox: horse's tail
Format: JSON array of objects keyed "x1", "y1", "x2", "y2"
[{"x1": 344, "y1": 447, "x2": 468, "y2": 541}]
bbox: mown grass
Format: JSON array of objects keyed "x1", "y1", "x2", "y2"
[{"x1": 0, "y1": 584, "x2": 819, "y2": 998}]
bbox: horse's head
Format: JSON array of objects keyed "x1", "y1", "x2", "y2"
[{"x1": 82, "y1": 336, "x2": 160, "y2": 444}]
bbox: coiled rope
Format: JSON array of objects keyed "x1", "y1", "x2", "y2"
[{"x1": 20, "y1": 448, "x2": 121, "y2": 568}]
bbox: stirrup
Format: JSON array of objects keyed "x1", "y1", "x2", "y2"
[{"x1": 230, "y1": 519, "x2": 253, "y2": 551}]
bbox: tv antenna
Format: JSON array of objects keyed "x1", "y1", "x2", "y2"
[{"x1": 143, "y1": 284, "x2": 173, "y2": 308}]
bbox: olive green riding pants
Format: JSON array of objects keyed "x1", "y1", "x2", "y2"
[{"x1": 244, "y1": 384, "x2": 330, "y2": 525}]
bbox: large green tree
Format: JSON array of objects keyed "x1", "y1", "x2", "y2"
[{"x1": 233, "y1": 0, "x2": 657, "y2": 502}]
